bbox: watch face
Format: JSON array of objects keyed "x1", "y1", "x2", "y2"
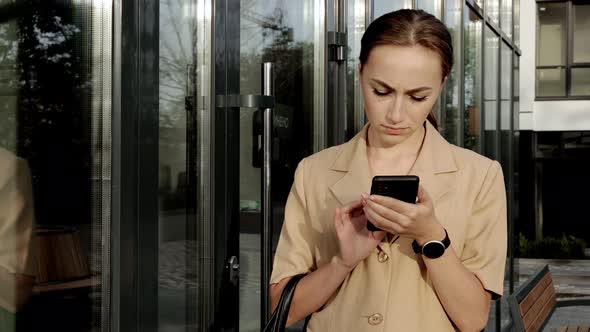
[{"x1": 422, "y1": 241, "x2": 445, "y2": 258}]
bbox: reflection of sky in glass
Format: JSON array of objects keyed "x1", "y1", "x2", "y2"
[
  {"x1": 484, "y1": 26, "x2": 498, "y2": 130},
  {"x1": 417, "y1": 0, "x2": 442, "y2": 18},
  {"x1": 159, "y1": 0, "x2": 194, "y2": 122},
  {"x1": 372, "y1": 0, "x2": 412, "y2": 20},
  {"x1": 501, "y1": 43, "x2": 511, "y2": 129},
  {"x1": 464, "y1": 10, "x2": 482, "y2": 107},
  {"x1": 486, "y1": 0, "x2": 499, "y2": 23}
]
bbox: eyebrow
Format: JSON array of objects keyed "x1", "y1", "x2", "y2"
[{"x1": 370, "y1": 78, "x2": 432, "y2": 94}]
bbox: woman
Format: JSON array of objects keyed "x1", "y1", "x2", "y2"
[
  {"x1": 0, "y1": 147, "x2": 37, "y2": 315},
  {"x1": 270, "y1": 9, "x2": 506, "y2": 332}
]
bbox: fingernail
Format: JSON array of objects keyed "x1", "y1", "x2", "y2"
[{"x1": 369, "y1": 195, "x2": 375, "y2": 201}]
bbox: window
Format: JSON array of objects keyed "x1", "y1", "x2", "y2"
[
  {"x1": 501, "y1": 0, "x2": 513, "y2": 38},
  {"x1": 464, "y1": 8, "x2": 483, "y2": 152},
  {"x1": 441, "y1": 0, "x2": 461, "y2": 145},
  {"x1": 487, "y1": 0, "x2": 500, "y2": 24},
  {"x1": 484, "y1": 25, "x2": 500, "y2": 159},
  {"x1": 536, "y1": 1, "x2": 590, "y2": 98}
]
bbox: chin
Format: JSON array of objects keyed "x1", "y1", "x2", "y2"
[{"x1": 381, "y1": 132, "x2": 409, "y2": 145}]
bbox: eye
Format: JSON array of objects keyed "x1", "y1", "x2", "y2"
[
  {"x1": 411, "y1": 96, "x2": 428, "y2": 102},
  {"x1": 372, "y1": 89, "x2": 389, "y2": 96}
]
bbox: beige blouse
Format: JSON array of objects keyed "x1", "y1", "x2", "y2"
[{"x1": 270, "y1": 121, "x2": 507, "y2": 331}]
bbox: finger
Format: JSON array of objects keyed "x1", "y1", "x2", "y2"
[
  {"x1": 370, "y1": 230, "x2": 387, "y2": 242},
  {"x1": 342, "y1": 200, "x2": 363, "y2": 214},
  {"x1": 417, "y1": 185, "x2": 431, "y2": 204},
  {"x1": 364, "y1": 197, "x2": 409, "y2": 225},
  {"x1": 363, "y1": 204, "x2": 404, "y2": 234},
  {"x1": 334, "y1": 208, "x2": 343, "y2": 229},
  {"x1": 349, "y1": 213, "x2": 368, "y2": 232},
  {"x1": 368, "y1": 194, "x2": 415, "y2": 214}
]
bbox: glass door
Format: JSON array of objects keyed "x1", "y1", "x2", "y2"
[
  {"x1": 155, "y1": 0, "x2": 325, "y2": 330},
  {"x1": 157, "y1": 0, "x2": 213, "y2": 331},
  {"x1": 213, "y1": 0, "x2": 325, "y2": 330}
]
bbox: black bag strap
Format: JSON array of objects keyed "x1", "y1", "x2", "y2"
[{"x1": 263, "y1": 274, "x2": 307, "y2": 332}]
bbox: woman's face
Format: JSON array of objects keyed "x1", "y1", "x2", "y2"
[{"x1": 360, "y1": 44, "x2": 445, "y2": 147}]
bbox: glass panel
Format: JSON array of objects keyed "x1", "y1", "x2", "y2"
[
  {"x1": 486, "y1": 0, "x2": 499, "y2": 24},
  {"x1": 417, "y1": 0, "x2": 442, "y2": 18},
  {"x1": 537, "y1": 2, "x2": 566, "y2": 66},
  {"x1": 348, "y1": 0, "x2": 366, "y2": 134},
  {"x1": 373, "y1": 0, "x2": 413, "y2": 19},
  {"x1": 441, "y1": 0, "x2": 461, "y2": 145},
  {"x1": 510, "y1": 51, "x2": 520, "y2": 331},
  {"x1": 484, "y1": 26, "x2": 499, "y2": 160},
  {"x1": 514, "y1": 0, "x2": 520, "y2": 46},
  {"x1": 501, "y1": 43, "x2": 512, "y2": 134},
  {"x1": 464, "y1": 8, "x2": 483, "y2": 152},
  {"x1": 239, "y1": 1, "x2": 318, "y2": 331},
  {"x1": 501, "y1": 0, "x2": 513, "y2": 39},
  {"x1": 537, "y1": 68, "x2": 566, "y2": 97},
  {"x1": 573, "y1": 3, "x2": 590, "y2": 64},
  {"x1": 158, "y1": 0, "x2": 212, "y2": 330},
  {"x1": 514, "y1": 54, "x2": 520, "y2": 129},
  {"x1": 0, "y1": 1, "x2": 111, "y2": 331},
  {"x1": 484, "y1": 28, "x2": 500, "y2": 330},
  {"x1": 571, "y1": 67, "x2": 590, "y2": 96},
  {"x1": 500, "y1": 48, "x2": 513, "y2": 331}
]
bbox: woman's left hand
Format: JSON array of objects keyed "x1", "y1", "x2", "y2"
[{"x1": 361, "y1": 185, "x2": 445, "y2": 244}]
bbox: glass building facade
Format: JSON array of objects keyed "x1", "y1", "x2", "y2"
[{"x1": 0, "y1": 0, "x2": 526, "y2": 331}]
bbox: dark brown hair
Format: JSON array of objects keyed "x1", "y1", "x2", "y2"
[{"x1": 359, "y1": 9, "x2": 454, "y2": 130}]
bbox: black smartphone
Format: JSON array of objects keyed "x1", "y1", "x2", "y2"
[{"x1": 367, "y1": 175, "x2": 420, "y2": 232}]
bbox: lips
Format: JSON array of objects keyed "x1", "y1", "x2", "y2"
[{"x1": 382, "y1": 125, "x2": 407, "y2": 135}]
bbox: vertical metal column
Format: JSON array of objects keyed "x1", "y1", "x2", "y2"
[{"x1": 261, "y1": 62, "x2": 274, "y2": 329}]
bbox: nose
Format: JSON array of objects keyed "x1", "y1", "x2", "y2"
[{"x1": 386, "y1": 94, "x2": 404, "y2": 124}]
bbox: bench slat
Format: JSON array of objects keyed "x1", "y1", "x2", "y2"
[
  {"x1": 519, "y1": 273, "x2": 553, "y2": 316},
  {"x1": 523, "y1": 281, "x2": 556, "y2": 331},
  {"x1": 525, "y1": 294, "x2": 555, "y2": 332}
]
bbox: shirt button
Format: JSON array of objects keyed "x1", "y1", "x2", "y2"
[
  {"x1": 378, "y1": 251, "x2": 389, "y2": 263},
  {"x1": 368, "y1": 313, "x2": 383, "y2": 325}
]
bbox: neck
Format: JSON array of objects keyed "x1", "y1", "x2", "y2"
[{"x1": 366, "y1": 122, "x2": 426, "y2": 162}]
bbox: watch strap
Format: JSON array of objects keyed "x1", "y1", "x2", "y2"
[{"x1": 412, "y1": 228, "x2": 450, "y2": 254}]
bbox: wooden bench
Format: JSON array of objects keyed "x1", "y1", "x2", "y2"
[{"x1": 507, "y1": 265, "x2": 590, "y2": 332}]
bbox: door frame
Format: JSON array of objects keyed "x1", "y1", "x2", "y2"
[{"x1": 111, "y1": 0, "x2": 160, "y2": 331}]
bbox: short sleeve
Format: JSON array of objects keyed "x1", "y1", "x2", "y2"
[
  {"x1": 270, "y1": 159, "x2": 316, "y2": 285},
  {"x1": 0, "y1": 157, "x2": 37, "y2": 277},
  {"x1": 460, "y1": 161, "x2": 507, "y2": 300}
]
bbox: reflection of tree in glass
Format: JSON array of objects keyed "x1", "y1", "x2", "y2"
[
  {"x1": 0, "y1": 2, "x2": 91, "y2": 226},
  {"x1": 0, "y1": 16, "x2": 19, "y2": 149},
  {"x1": 240, "y1": 6, "x2": 314, "y2": 195},
  {"x1": 159, "y1": 0, "x2": 196, "y2": 131}
]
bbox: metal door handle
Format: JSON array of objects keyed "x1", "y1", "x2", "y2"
[
  {"x1": 215, "y1": 94, "x2": 274, "y2": 108},
  {"x1": 226, "y1": 256, "x2": 239, "y2": 286},
  {"x1": 261, "y1": 62, "x2": 274, "y2": 326}
]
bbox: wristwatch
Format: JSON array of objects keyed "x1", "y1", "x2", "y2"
[{"x1": 412, "y1": 228, "x2": 451, "y2": 259}]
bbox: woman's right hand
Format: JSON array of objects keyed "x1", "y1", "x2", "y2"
[{"x1": 334, "y1": 200, "x2": 386, "y2": 270}]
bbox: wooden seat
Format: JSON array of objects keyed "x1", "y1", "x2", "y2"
[
  {"x1": 555, "y1": 327, "x2": 590, "y2": 332},
  {"x1": 507, "y1": 265, "x2": 590, "y2": 332}
]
